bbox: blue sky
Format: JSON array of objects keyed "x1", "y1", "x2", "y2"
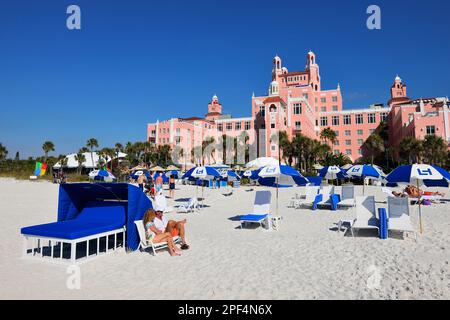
[{"x1": 1, "y1": 0, "x2": 449, "y2": 158}]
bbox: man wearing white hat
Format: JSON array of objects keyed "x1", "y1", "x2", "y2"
[{"x1": 153, "y1": 206, "x2": 190, "y2": 250}]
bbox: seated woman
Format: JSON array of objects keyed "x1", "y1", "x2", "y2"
[{"x1": 143, "y1": 209, "x2": 182, "y2": 256}]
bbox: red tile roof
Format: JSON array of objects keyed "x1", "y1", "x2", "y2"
[{"x1": 263, "y1": 96, "x2": 286, "y2": 104}]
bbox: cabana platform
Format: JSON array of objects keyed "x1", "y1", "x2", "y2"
[{"x1": 21, "y1": 183, "x2": 152, "y2": 264}]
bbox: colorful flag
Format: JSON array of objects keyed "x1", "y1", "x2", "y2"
[
  {"x1": 34, "y1": 162, "x2": 42, "y2": 176},
  {"x1": 40, "y1": 163, "x2": 47, "y2": 176}
]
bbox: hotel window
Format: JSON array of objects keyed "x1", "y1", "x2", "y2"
[
  {"x1": 346, "y1": 149, "x2": 352, "y2": 155},
  {"x1": 357, "y1": 129, "x2": 363, "y2": 135},
  {"x1": 332, "y1": 116, "x2": 339, "y2": 126},
  {"x1": 332, "y1": 105, "x2": 338, "y2": 111},
  {"x1": 334, "y1": 150, "x2": 340, "y2": 155},
  {"x1": 303, "y1": 93, "x2": 308, "y2": 99},
  {"x1": 235, "y1": 122, "x2": 241, "y2": 130},
  {"x1": 321, "y1": 97, "x2": 326, "y2": 103},
  {"x1": 332, "y1": 96, "x2": 338, "y2": 102},
  {"x1": 357, "y1": 139, "x2": 364, "y2": 146},
  {"x1": 345, "y1": 140, "x2": 351, "y2": 146},
  {"x1": 368, "y1": 113, "x2": 376, "y2": 124},
  {"x1": 426, "y1": 126, "x2": 436, "y2": 135},
  {"x1": 320, "y1": 117, "x2": 328, "y2": 126},
  {"x1": 344, "y1": 115, "x2": 351, "y2": 125},
  {"x1": 259, "y1": 106, "x2": 265, "y2": 117},
  {"x1": 334, "y1": 140, "x2": 339, "y2": 146},
  {"x1": 226, "y1": 123, "x2": 232, "y2": 131},
  {"x1": 295, "y1": 121, "x2": 301, "y2": 130},
  {"x1": 176, "y1": 128, "x2": 180, "y2": 135},
  {"x1": 293, "y1": 103, "x2": 302, "y2": 114},
  {"x1": 345, "y1": 130, "x2": 351, "y2": 136},
  {"x1": 358, "y1": 149, "x2": 363, "y2": 155},
  {"x1": 162, "y1": 128, "x2": 166, "y2": 134},
  {"x1": 217, "y1": 124, "x2": 223, "y2": 132},
  {"x1": 321, "y1": 106, "x2": 326, "y2": 112},
  {"x1": 335, "y1": 130, "x2": 339, "y2": 137},
  {"x1": 356, "y1": 114, "x2": 364, "y2": 124},
  {"x1": 245, "y1": 122, "x2": 251, "y2": 130},
  {"x1": 271, "y1": 123, "x2": 275, "y2": 129},
  {"x1": 380, "y1": 112, "x2": 388, "y2": 122}
]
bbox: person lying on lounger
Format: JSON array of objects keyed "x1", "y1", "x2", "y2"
[
  {"x1": 404, "y1": 185, "x2": 444, "y2": 198},
  {"x1": 143, "y1": 209, "x2": 182, "y2": 256},
  {"x1": 154, "y1": 209, "x2": 190, "y2": 250}
]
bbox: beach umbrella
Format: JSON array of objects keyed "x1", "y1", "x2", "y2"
[
  {"x1": 166, "y1": 165, "x2": 180, "y2": 171},
  {"x1": 164, "y1": 170, "x2": 180, "y2": 178},
  {"x1": 130, "y1": 169, "x2": 152, "y2": 180},
  {"x1": 188, "y1": 166, "x2": 222, "y2": 208},
  {"x1": 150, "y1": 166, "x2": 165, "y2": 172},
  {"x1": 246, "y1": 157, "x2": 280, "y2": 169},
  {"x1": 346, "y1": 164, "x2": 384, "y2": 195},
  {"x1": 258, "y1": 165, "x2": 309, "y2": 217},
  {"x1": 318, "y1": 166, "x2": 347, "y2": 183},
  {"x1": 89, "y1": 169, "x2": 116, "y2": 182},
  {"x1": 386, "y1": 164, "x2": 450, "y2": 234}
]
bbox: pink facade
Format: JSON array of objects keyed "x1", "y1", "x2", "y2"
[{"x1": 147, "y1": 52, "x2": 450, "y2": 167}]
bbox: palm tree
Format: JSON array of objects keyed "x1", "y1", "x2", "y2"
[
  {"x1": 74, "y1": 151, "x2": 86, "y2": 175},
  {"x1": 202, "y1": 136, "x2": 216, "y2": 165},
  {"x1": 320, "y1": 128, "x2": 337, "y2": 151},
  {"x1": 422, "y1": 135, "x2": 447, "y2": 165},
  {"x1": 57, "y1": 154, "x2": 68, "y2": 174},
  {"x1": 114, "y1": 143, "x2": 123, "y2": 170},
  {"x1": 362, "y1": 133, "x2": 385, "y2": 165},
  {"x1": 0, "y1": 143, "x2": 8, "y2": 162},
  {"x1": 86, "y1": 138, "x2": 99, "y2": 170},
  {"x1": 399, "y1": 137, "x2": 423, "y2": 164},
  {"x1": 42, "y1": 141, "x2": 55, "y2": 163}
]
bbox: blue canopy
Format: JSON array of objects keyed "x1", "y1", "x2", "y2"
[
  {"x1": 318, "y1": 166, "x2": 347, "y2": 180},
  {"x1": 346, "y1": 165, "x2": 382, "y2": 178},
  {"x1": 182, "y1": 166, "x2": 221, "y2": 180},
  {"x1": 258, "y1": 165, "x2": 309, "y2": 187},
  {"x1": 220, "y1": 170, "x2": 241, "y2": 181},
  {"x1": 386, "y1": 164, "x2": 450, "y2": 187},
  {"x1": 56, "y1": 183, "x2": 152, "y2": 251},
  {"x1": 130, "y1": 169, "x2": 152, "y2": 180}
]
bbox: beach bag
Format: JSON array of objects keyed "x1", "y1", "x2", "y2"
[{"x1": 423, "y1": 199, "x2": 432, "y2": 206}]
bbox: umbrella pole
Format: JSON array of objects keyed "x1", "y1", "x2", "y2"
[
  {"x1": 363, "y1": 178, "x2": 365, "y2": 196},
  {"x1": 276, "y1": 177, "x2": 279, "y2": 216},
  {"x1": 417, "y1": 179, "x2": 424, "y2": 234}
]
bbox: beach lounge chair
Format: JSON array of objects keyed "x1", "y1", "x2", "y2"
[
  {"x1": 387, "y1": 197, "x2": 417, "y2": 240},
  {"x1": 178, "y1": 197, "x2": 199, "y2": 213},
  {"x1": 350, "y1": 196, "x2": 379, "y2": 237},
  {"x1": 337, "y1": 185, "x2": 356, "y2": 208},
  {"x1": 154, "y1": 193, "x2": 174, "y2": 213},
  {"x1": 291, "y1": 186, "x2": 319, "y2": 208},
  {"x1": 239, "y1": 190, "x2": 272, "y2": 230},
  {"x1": 315, "y1": 186, "x2": 335, "y2": 208},
  {"x1": 134, "y1": 220, "x2": 181, "y2": 255}
]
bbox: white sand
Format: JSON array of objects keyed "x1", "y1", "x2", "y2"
[{"x1": 0, "y1": 177, "x2": 449, "y2": 299}]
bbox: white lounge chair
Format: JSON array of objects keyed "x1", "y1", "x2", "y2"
[
  {"x1": 350, "y1": 196, "x2": 379, "y2": 237},
  {"x1": 239, "y1": 190, "x2": 272, "y2": 230},
  {"x1": 337, "y1": 185, "x2": 356, "y2": 208},
  {"x1": 178, "y1": 198, "x2": 200, "y2": 213},
  {"x1": 153, "y1": 194, "x2": 174, "y2": 213},
  {"x1": 134, "y1": 220, "x2": 181, "y2": 255},
  {"x1": 293, "y1": 187, "x2": 319, "y2": 209},
  {"x1": 387, "y1": 197, "x2": 417, "y2": 240}
]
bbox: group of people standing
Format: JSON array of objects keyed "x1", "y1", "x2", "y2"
[{"x1": 135, "y1": 172, "x2": 176, "y2": 199}]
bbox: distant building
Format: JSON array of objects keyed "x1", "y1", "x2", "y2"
[{"x1": 147, "y1": 52, "x2": 449, "y2": 166}]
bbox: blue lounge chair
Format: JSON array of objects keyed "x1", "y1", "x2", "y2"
[{"x1": 239, "y1": 190, "x2": 272, "y2": 230}]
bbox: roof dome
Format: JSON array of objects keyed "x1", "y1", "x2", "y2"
[
  {"x1": 395, "y1": 75, "x2": 402, "y2": 82},
  {"x1": 212, "y1": 94, "x2": 218, "y2": 101}
]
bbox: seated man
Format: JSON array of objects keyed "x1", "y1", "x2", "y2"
[{"x1": 153, "y1": 209, "x2": 190, "y2": 250}]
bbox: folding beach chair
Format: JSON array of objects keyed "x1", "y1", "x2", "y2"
[
  {"x1": 292, "y1": 186, "x2": 319, "y2": 208},
  {"x1": 337, "y1": 185, "x2": 356, "y2": 208},
  {"x1": 350, "y1": 196, "x2": 379, "y2": 237},
  {"x1": 238, "y1": 190, "x2": 272, "y2": 230},
  {"x1": 178, "y1": 197, "x2": 199, "y2": 213},
  {"x1": 315, "y1": 186, "x2": 335, "y2": 209},
  {"x1": 154, "y1": 193, "x2": 174, "y2": 213},
  {"x1": 387, "y1": 197, "x2": 417, "y2": 241},
  {"x1": 134, "y1": 220, "x2": 181, "y2": 255}
]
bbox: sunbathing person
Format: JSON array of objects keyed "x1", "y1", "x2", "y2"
[
  {"x1": 404, "y1": 185, "x2": 444, "y2": 198},
  {"x1": 154, "y1": 209, "x2": 190, "y2": 250},
  {"x1": 143, "y1": 209, "x2": 181, "y2": 256}
]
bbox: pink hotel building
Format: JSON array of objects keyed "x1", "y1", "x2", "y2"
[{"x1": 147, "y1": 51, "x2": 450, "y2": 167}]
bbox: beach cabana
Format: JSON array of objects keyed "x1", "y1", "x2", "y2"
[{"x1": 21, "y1": 183, "x2": 152, "y2": 264}]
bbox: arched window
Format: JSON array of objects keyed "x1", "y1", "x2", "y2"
[
  {"x1": 269, "y1": 104, "x2": 277, "y2": 113},
  {"x1": 277, "y1": 61, "x2": 280, "y2": 69}
]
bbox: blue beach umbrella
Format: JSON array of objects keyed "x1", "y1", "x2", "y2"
[
  {"x1": 318, "y1": 166, "x2": 348, "y2": 183},
  {"x1": 130, "y1": 169, "x2": 152, "y2": 180},
  {"x1": 346, "y1": 164, "x2": 385, "y2": 195},
  {"x1": 186, "y1": 166, "x2": 222, "y2": 207},
  {"x1": 258, "y1": 165, "x2": 309, "y2": 216},
  {"x1": 89, "y1": 169, "x2": 116, "y2": 182},
  {"x1": 386, "y1": 164, "x2": 450, "y2": 234}
]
